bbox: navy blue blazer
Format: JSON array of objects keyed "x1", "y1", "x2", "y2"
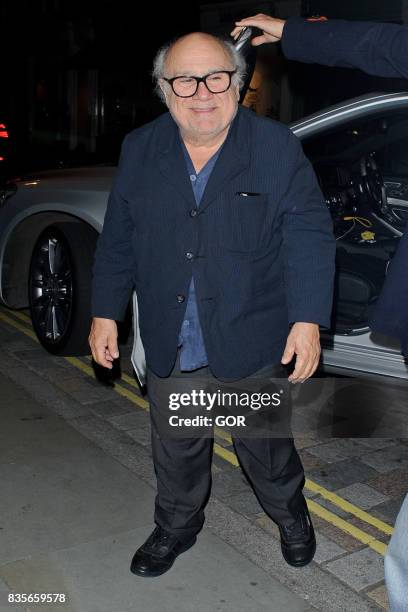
[
  {"x1": 91, "y1": 106, "x2": 336, "y2": 377},
  {"x1": 282, "y1": 17, "x2": 408, "y2": 355}
]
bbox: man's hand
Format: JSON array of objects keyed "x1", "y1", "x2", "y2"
[
  {"x1": 281, "y1": 322, "x2": 321, "y2": 383},
  {"x1": 231, "y1": 14, "x2": 286, "y2": 46},
  {"x1": 88, "y1": 317, "x2": 119, "y2": 369}
]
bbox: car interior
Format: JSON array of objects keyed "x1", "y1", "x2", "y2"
[{"x1": 302, "y1": 111, "x2": 408, "y2": 336}]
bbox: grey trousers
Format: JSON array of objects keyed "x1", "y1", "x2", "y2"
[{"x1": 146, "y1": 352, "x2": 305, "y2": 543}]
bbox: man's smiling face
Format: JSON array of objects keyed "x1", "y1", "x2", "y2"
[{"x1": 160, "y1": 33, "x2": 240, "y2": 143}]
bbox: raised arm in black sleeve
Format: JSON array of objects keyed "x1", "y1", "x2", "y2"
[{"x1": 281, "y1": 17, "x2": 408, "y2": 79}]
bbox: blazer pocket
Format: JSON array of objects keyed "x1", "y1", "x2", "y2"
[{"x1": 220, "y1": 191, "x2": 273, "y2": 253}]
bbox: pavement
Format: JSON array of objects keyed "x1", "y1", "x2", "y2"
[{"x1": 1, "y1": 305, "x2": 407, "y2": 611}]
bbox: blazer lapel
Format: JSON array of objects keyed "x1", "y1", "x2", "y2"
[
  {"x1": 157, "y1": 115, "x2": 196, "y2": 208},
  {"x1": 155, "y1": 107, "x2": 251, "y2": 212},
  {"x1": 198, "y1": 107, "x2": 251, "y2": 213}
]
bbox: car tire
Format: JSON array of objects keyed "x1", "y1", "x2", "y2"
[{"x1": 28, "y1": 222, "x2": 98, "y2": 355}]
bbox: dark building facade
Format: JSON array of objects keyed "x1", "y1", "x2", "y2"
[
  {"x1": 1, "y1": 0, "x2": 199, "y2": 172},
  {"x1": 2, "y1": 0, "x2": 408, "y2": 174}
]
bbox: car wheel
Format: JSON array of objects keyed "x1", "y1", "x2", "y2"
[{"x1": 28, "y1": 222, "x2": 98, "y2": 355}]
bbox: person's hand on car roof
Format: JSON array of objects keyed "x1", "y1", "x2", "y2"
[{"x1": 230, "y1": 14, "x2": 286, "y2": 45}]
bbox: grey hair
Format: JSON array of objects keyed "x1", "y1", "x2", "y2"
[{"x1": 152, "y1": 35, "x2": 247, "y2": 103}]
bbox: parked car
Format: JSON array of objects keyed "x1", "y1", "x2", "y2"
[{"x1": 0, "y1": 91, "x2": 408, "y2": 379}]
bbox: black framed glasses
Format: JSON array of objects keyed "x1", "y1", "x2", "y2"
[{"x1": 162, "y1": 70, "x2": 237, "y2": 98}]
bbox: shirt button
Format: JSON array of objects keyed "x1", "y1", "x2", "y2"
[
  {"x1": 185, "y1": 252, "x2": 194, "y2": 260},
  {"x1": 190, "y1": 174, "x2": 197, "y2": 182},
  {"x1": 190, "y1": 209, "x2": 198, "y2": 217},
  {"x1": 176, "y1": 294, "x2": 185, "y2": 303}
]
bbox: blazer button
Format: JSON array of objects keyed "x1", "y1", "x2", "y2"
[
  {"x1": 176, "y1": 294, "x2": 185, "y2": 303},
  {"x1": 190, "y1": 209, "x2": 198, "y2": 217},
  {"x1": 185, "y1": 252, "x2": 194, "y2": 260}
]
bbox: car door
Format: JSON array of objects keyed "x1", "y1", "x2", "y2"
[{"x1": 292, "y1": 94, "x2": 408, "y2": 378}]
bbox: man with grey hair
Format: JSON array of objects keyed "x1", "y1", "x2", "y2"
[{"x1": 89, "y1": 32, "x2": 336, "y2": 577}]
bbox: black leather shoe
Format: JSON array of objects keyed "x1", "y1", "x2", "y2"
[
  {"x1": 278, "y1": 502, "x2": 316, "y2": 567},
  {"x1": 130, "y1": 526, "x2": 196, "y2": 577}
]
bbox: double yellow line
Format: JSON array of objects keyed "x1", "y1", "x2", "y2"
[{"x1": 0, "y1": 307, "x2": 393, "y2": 555}]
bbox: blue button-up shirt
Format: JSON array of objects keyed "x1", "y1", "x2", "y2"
[{"x1": 178, "y1": 139, "x2": 221, "y2": 371}]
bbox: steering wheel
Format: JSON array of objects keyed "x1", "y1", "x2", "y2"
[{"x1": 359, "y1": 153, "x2": 389, "y2": 216}]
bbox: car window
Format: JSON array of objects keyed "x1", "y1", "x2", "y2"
[{"x1": 301, "y1": 110, "x2": 408, "y2": 177}]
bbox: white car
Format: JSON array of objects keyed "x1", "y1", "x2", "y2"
[{"x1": 0, "y1": 92, "x2": 407, "y2": 379}]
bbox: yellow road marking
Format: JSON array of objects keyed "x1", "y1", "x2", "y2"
[
  {"x1": 7, "y1": 310, "x2": 149, "y2": 409},
  {"x1": 213, "y1": 442, "x2": 240, "y2": 467},
  {"x1": 115, "y1": 370, "x2": 140, "y2": 389},
  {"x1": 84, "y1": 354, "x2": 147, "y2": 399},
  {"x1": 0, "y1": 306, "x2": 394, "y2": 553},
  {"x1": 66, "y1": 355, "x2": 149, "y2": 411},
  {"x1": 109, "y1": 380, "x2": 149, "y2": 409},
  {"x1": 215, "y1": 421, "x2": 393, "y2": 538},
  {"x1": 0, "y1": 311, "x2": 38, "y2": 341},
  {"x1": 4, "y1": 309, "x2": 32, "y2": 325},
  {"x1": 214, "y1": 426, "x2": 233, "y2": 443},
  {"x1": 307, "y1": 498, "x2": 387, "y2": 555},
  {"x1": 64, "y1": 355, "x2": 95, "y2": 377},
  {"x1": 305, "y1": 479, "x2": 393, "y2": 536}
]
